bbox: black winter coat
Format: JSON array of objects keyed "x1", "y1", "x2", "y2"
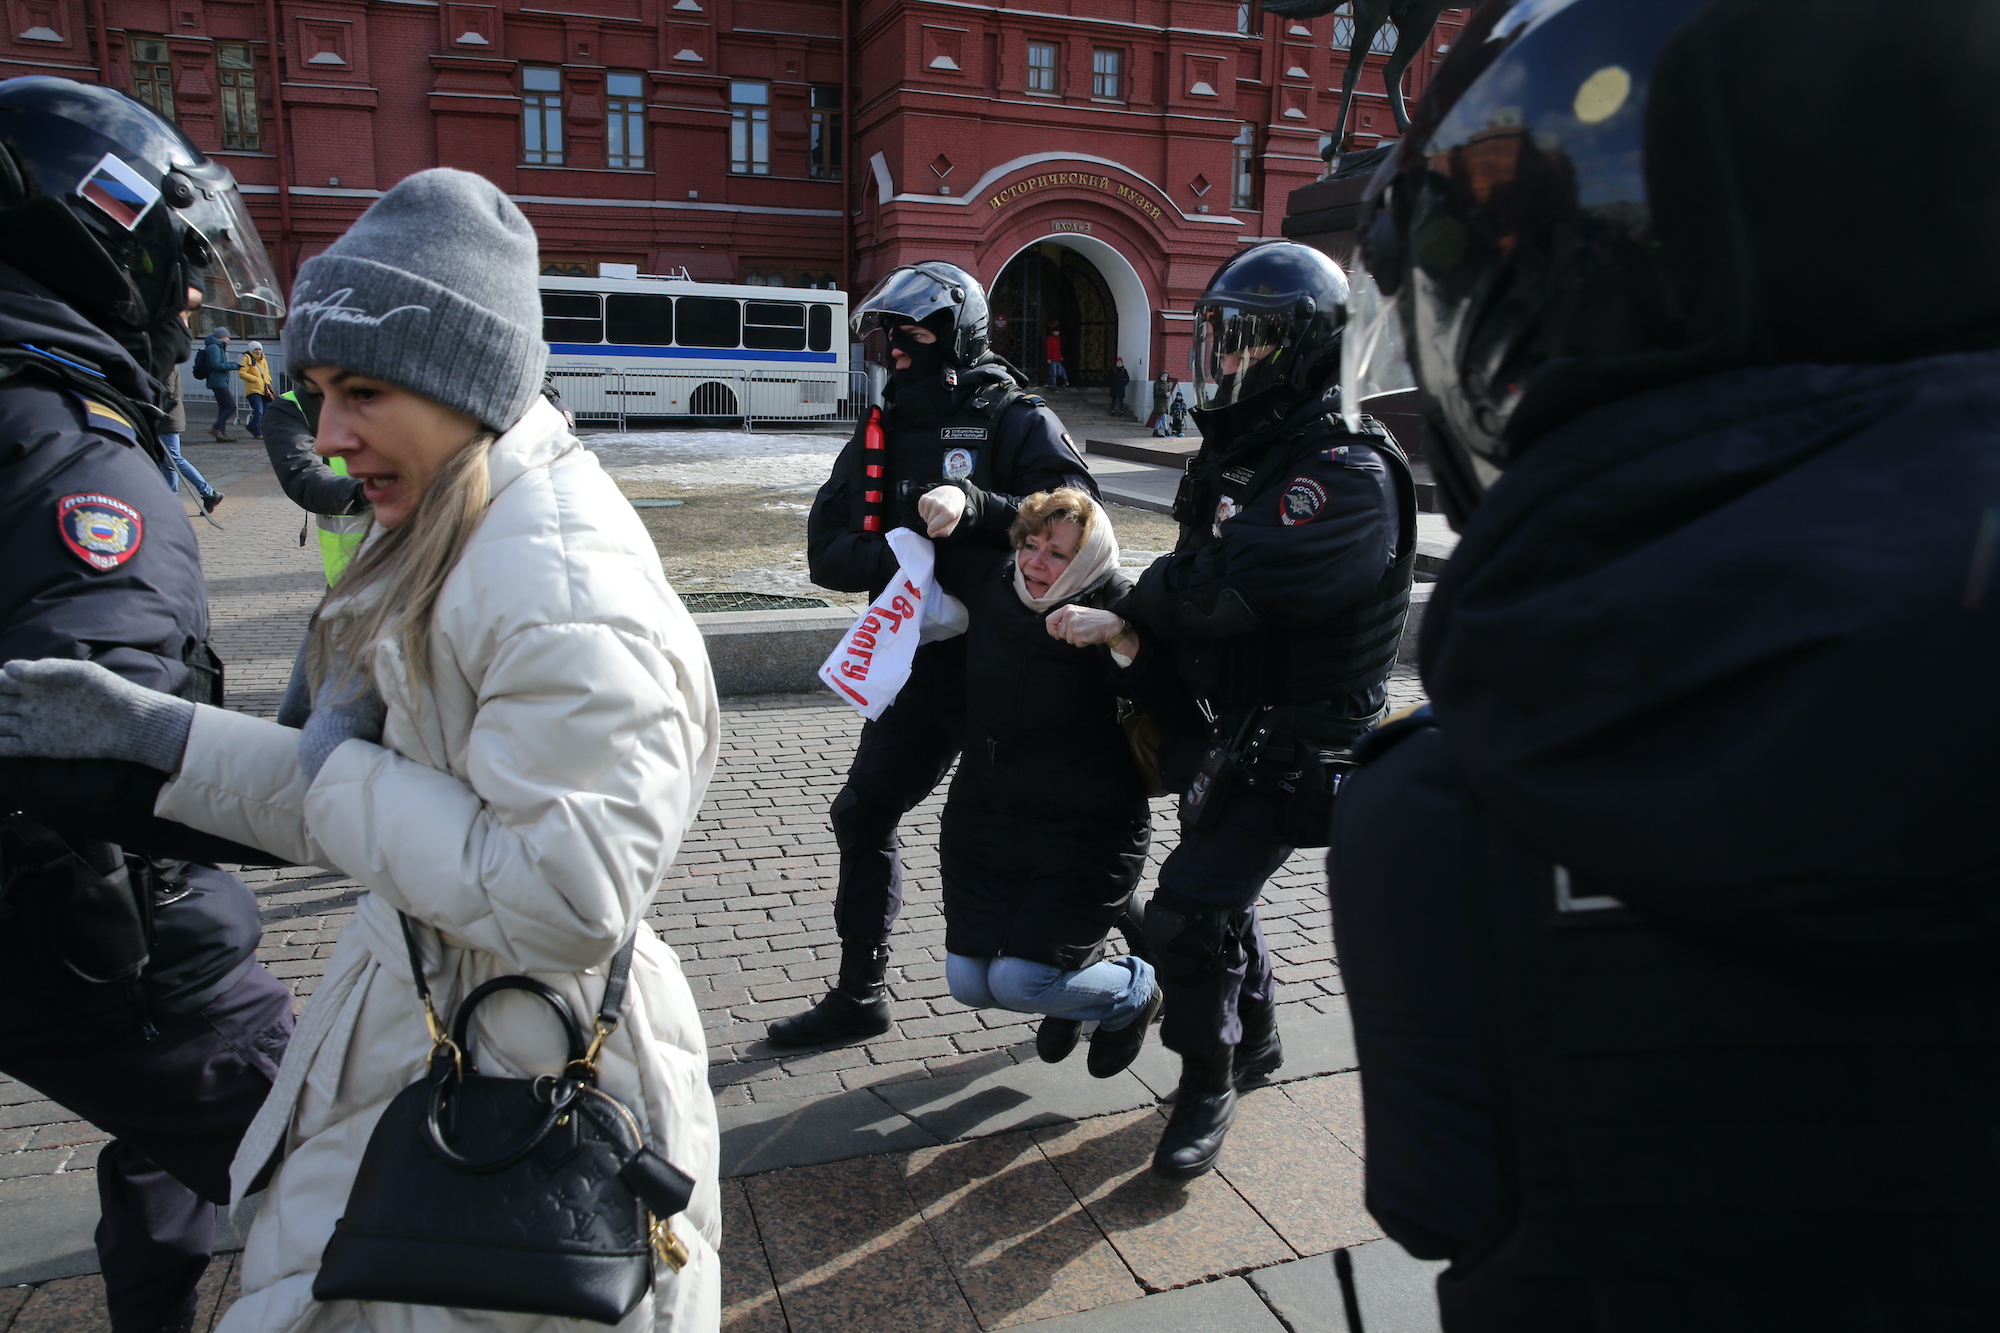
[
  {"x1": 1332, "y1": 354, "x2": 2000, "y2": 1323},
  {"x1": 934, "y1": 550, "x2": 1197, "y2": 970}
]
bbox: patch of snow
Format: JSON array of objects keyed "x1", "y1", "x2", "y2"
[{"x1": 585, "y1": 428, "x2": 843, "y2": 490}]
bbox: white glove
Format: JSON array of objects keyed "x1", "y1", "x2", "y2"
[{"x1": 917, "y1": 485, "x2": 967, "y2": 538}]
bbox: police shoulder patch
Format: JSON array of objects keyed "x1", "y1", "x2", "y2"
[
  {"x1": 1020, "y1": 394, "x2": 1048, "y2": 408},
  {"x1": 1279, "y1": 476, "x2": 1328, "y2": 526},
  {"x1": 58, "y1": 493, "x2": 144, "y2": 570}
]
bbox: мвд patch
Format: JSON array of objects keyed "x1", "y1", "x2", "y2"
[{"x1": 58, "y1": 493, "x2": 144, "y2": 571}]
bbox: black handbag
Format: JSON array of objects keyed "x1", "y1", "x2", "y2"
[{"x1": 312, "y1": 915, "x2": 697, "y2": 1325}]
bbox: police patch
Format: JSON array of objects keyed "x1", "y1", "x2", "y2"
[
  {"x1": 941, "y1": 426, "x2": 989, "y2": 441},
  {"x1": 1279, "y1": 476, "x2": 1328, "y2": 526},
  {"x1": 943, "y1": 447, "x2": 976, "y2": 479},
  {"x1": 58, "y1": 493, "x2": 144, "y2": 570}
]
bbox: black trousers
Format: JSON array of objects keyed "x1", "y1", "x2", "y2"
[
  {"x1": 1, "y1": 964, "x2": 293, "y2": 1333},
  {"x1": 1154, "y1": 788, "x2": 1293, "y2": 1057},
  {"x1": 829, "y1": 636, "x2": 968, "y2": 944}
]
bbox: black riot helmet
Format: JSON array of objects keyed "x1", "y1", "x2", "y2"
[
  {"x1": 1349, "y1": 0, "x2": 2000, "y2": 525},
  {"x1": 852, "y1": 262, "x2": 991, "y2": 369},
  {"x1": 1188, "y1": 242, "x2": 1348, "y2": 417},
  {"x1": 0, "y1": 76, "x2": 283, "y2": 382}
]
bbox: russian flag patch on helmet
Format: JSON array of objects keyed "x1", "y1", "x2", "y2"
[
  {"x1": 77, "y1": 153, "x2": 161, "y2": 231},
  {"x1": 58, "y1": 494, "x2": 144, "y2": 570}
]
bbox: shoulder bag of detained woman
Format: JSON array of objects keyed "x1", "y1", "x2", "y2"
[{"x1": 312, "y1": 915, "x2": 696, "y2": 1324}]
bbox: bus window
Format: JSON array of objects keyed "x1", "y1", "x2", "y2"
[
  {"x1": 677, "y1": 296, "x2": 741, "y2": 348},
  {"x1": 808, "y1": 304, "x2": 833, "y2": 352},
  {"x1": 542, "y1": 292, "x2": 602, "y2": 343},
  {"x1": 606, "y1": 293, "x2": 674, "y2": 346},
  {"x1": 744, "y1": 301, "x2": 807, "y2": 351}
]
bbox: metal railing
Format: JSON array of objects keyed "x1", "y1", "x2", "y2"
[{"x1": 549, "y1": 368, "x2": 872, "y2": 431}]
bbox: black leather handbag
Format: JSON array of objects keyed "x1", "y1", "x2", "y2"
[{"x1": 312, "y1": 916, "x2": 697, "y2": 1325}]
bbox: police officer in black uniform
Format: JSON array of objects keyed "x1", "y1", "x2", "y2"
[
  {"x1": 1330, "y1": 0, "x2": 2000, "y2": 1324},
  {"x1": 771, "y1": 262, "x2": 1097, "y2": 1044},
  {"x1": 0, "y1": 78, "x2": 293, "y2": 1333},
  {"x1": 1121, "y1": 241, "x2": 1414, "y2": 1179}
]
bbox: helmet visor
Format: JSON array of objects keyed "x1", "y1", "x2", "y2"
[
  {"x1": 851, "y1": 266, "x2": 959, "y2": 338},
  {"x1": 1339, "y1": 258, "x2": 1416, "y2": 432},
  {"x1": 178, "y1": 169, "x2": 284, "y2": 319},
  {"x1": 1190, "y1": 305, "x2": 1296, "y2": 410}
]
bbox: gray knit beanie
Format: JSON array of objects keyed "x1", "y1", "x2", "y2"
[{"x1": 285, "y1": 169, "x2": 546, "y2": 432}]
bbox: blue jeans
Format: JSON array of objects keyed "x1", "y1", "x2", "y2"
[
  {"x1": 245, "y1": 392, "x2": 266, "y2": 437},
  {"x1": 947, "y1": 953, "x2": 1155, "y2": 1030},
  {"x1": 1046, "y1": 359, "x2": 1068, "y2": 388},
  {"x1": 156, "y1": 433, "x2": 215, "y2": 497},
  {"x1": 209, "y1": 383, "x2": 236, "y2": 434}
]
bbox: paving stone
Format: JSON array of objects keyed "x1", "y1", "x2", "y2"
[
  {"x1": 1284, "y1": 1071, "x2": 1366, "y2": 1158},
  {"x1": 8, "y1": 1274, "x2": 108, "y2": 1333},
  {"x1": 719, "y1": 1178, "x2": 788, "y2": 1333},
  {"x1": 1003, "y1": 1275, "x2": 1284, "y2": 1332},
  {"x1": 905, "y1": 1131, "x2": 1144, "y2": 1329},
  {"x1": 1245, "y1": 1242, "x2": 1446, "y2": 1333},
  {"x1": 745, "y1": 1153, "x2": 978, "y2": 1332},
  {"x1": 876, "y1": 1060, "x2": 1158, "y2": 1144},
  {"x1": 1212, "y1": 1087, "x2": 1380, "y2": 1256},
  {"x1": 1033, "y1": 1110, "x2": 1294, "y2": 1294},
  {"x1": 718, "y1": 1088, "x2": 938, "y2": 1178}
]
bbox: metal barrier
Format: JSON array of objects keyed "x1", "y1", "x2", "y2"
[{"x1": 547, "y1": 367, "x2": 870, "y2": 431}]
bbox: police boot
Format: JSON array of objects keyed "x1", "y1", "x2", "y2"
[
  {"x1": 1151, "y1": 1048, "x2": 1237, "y2": 1180},
  {"x1": 1232, "y1": 991, "x2": 1283, "y2": 1089},
  {"x1": 766, "y1": 941, "x2": 892, "y2": 1045}
]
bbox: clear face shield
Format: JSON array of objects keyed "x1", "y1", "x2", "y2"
[
  {"x1": 176, "y1": 166, "x2": 285, "y2": 321},
  {"x1": 851, "y1": 266, "x2": 959, "y2": 368},
  {"x1": 1189, "y1": 304, "x2": 1295, "y2": 410},
  {"x1": 1339, "y1": 256, "x2": 1416, "y2": 432}
]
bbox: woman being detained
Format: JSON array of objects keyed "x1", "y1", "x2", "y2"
[
  {"x1": 919, "y1": 485, "x2": 1202, "y2": 1075},
  {"x1": 0, "y1": 170, "x2": 722, "y2": 1332}
]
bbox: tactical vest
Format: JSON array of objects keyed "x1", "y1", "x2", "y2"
[
  {"x1": 282, "y1": 389, "x2": 368, "y2": 585},
  {"x1": 854, "y1": 372, "x2": 1034, "y2": 534},
  {"x1": 1173, "y1": 415, "x2": 1418, "y2": 713}
]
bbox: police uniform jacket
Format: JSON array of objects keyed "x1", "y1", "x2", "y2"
[
  {"x1": 150, "y1": 398, "x2": 725, "y2": 1333},
  {"x1": 807, "y1": 363, "x2": 1096, "y2": 599},
  {"x1": 0, "y1": 260, "x2": 263, "y2": 1039},
  {"x1": 1331, "y1": 354, "x2": 2000, "y2": 1325},
  {"x1": 931, "y1": 551, "x2": 1199, "y2": 971},
  {"x1": 1125, "y1": 386, "x2": 1414, "y2": 772}
]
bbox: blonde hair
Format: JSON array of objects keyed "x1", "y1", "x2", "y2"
[
  {"x1": 1009, "y1": 487, "x2": 1095, "y2": 550},
  {"x1": 307, "y1": 432, "x2": 494, "y2": 696}
]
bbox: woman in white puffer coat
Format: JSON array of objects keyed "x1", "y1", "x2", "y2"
[{"x1": 0, "y1": 170, "x2": 722, "y2": 1332}]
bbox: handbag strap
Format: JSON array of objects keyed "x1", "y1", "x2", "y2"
[{"x1": 397, "y1": 911, "x2": 639, "y2": 1079}]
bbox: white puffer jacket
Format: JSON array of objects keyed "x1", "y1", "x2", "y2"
[{"x1": 155, "y1": 399, "x2": 723, "y2": 1333}]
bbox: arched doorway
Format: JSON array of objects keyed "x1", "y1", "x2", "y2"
[{"x1": 990, "y1": 244, "x2": 1116, "y2": 388}]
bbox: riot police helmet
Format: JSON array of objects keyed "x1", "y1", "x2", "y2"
[
  {"x1": 1347, "y1": 0, "x2": 2000, "y2": 525},
  {"x1": 1188, "y1": 241, "x2": 1348, "y2": 415},
  {"x1": 852, "y1": 262, "x2": 991, "y2": 368},
  {"x1": 0, "y1": 76, "x2": 283, "y2": 379}
]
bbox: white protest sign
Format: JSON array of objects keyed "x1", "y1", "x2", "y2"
[{"x1": 819, "y1": 528, "x2": 966, "y2": 719}]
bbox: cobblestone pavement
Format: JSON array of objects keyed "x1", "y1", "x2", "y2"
[{"x1": 0, "y1": 462, "x2": 1436, "y2": 1331}]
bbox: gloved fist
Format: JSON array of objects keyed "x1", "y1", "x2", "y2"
[
  {"x1": 0, "y1": 658, "x2": 196, "y2": 772},
  {"x1": 917, "y1": 485, "x2": 968, "y2": 538},
  {"x1": 297, "y1": 660, "x2": 387, "y2": 781}
]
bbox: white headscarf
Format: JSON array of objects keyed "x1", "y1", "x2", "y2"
[{"x1": 1012, "y1": 495, "x2": 1119, "y2": 612}]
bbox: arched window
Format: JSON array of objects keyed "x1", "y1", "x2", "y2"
[{"x1": 1331, "y1": 4, "x2": 1399, "y2": 54}]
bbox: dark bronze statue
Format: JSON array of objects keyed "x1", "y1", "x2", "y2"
[{"x1": 1263, "y1": 0, "x2": 1456, "y2": 167}]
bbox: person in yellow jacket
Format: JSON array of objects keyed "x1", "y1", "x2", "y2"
[
  {"x1": 262, "y1": 389, "x2": 367, "y2": 584},
  {"x1": 238, "y1": 340, "x2": 274, "y2": 439}
]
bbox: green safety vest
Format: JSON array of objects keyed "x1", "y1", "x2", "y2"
[{"x1": 284, "y1": 389, "x2": 368, "y2": 585}]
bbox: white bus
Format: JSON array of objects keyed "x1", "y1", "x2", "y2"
[{"x1": 538, "y1": 272, "x2": 849, "y2": 424}]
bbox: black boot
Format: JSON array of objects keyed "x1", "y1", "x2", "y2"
[
  {"x1": 1086, "y1": 981, "x2": 1162, "y2": 1079},
  {"x1": 1036, "y1": 1017, "x2": 1082, "y2": 1063},
  {"x1": 766, "y1": 941, "x2": 892, "y2": 1045},
  {"x1": 1232, "y1": 991, "x2": 1283, "y2": 1089},
  {"x1": 1152, "y1": 1048, "x2": 1238, "y2": 1180}
]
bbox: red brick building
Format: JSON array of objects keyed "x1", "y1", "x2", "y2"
[{"x1": 2, "y1": 1, "x2": 1463, "y2": 380}]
